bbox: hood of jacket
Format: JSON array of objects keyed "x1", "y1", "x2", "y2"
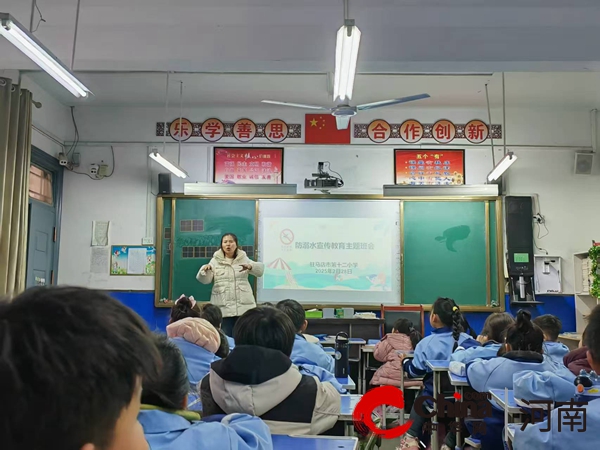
[
  {"x1": 166, "y1": 317, "x2": 220, "y2": 354},
  {"x1": 543, "y1": 341, "x2": 570, "y2": 358},
  {"x1": 213, "y1": 249, "x2": 248, "y2": 264},
  {"x1": 208, "y1": 345, "x2": 302, "y2": 417}
]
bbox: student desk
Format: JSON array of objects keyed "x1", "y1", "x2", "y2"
[
  {"x1": 339, "y1": 394, "x2": 362, "y2": 436},
  {"x1": 272, "y1": 435, "x2": 358, "y2": 450},
  {"x1": 321, "y1": 339, "x2": 365, "y2": 393},
  {"x1": 425, "y1": 360, "x2": 451, "y2": 450},
  {"x1": 489, "y1": 389, "x2": 522, "y2": 416},
  {"x1": 360, "y1": 344, "x2": 375, "y2": 394},
  {"x1": 337, "y1": 376, "x2": 357, "y2": 391},
  {"x1": 448, "y1": 372, "x2": 469, "y2": 450}
]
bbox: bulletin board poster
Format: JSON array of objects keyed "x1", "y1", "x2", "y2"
[
  {"x1": 111, "y1": 245, "x2": 156, "y2": 276},
  {"x1": 394, "y1": 149, "x2": 465, "y2": 185},
  {"x1": 213, "y1": 147, "x2": 284, "y2": 184}
]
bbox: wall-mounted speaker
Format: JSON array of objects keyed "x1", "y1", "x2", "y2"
[
  {"x1": 575, "y1": 152, "x2": 594, "y2": 175},
  {"x1": 158, "y1": 173, "x2": 172, "y2": 194}
]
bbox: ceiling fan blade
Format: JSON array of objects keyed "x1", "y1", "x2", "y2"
[
  {"x1": 335, "y1": 116, "x2": 351, "y2": 130},
  {"x1": 261, "y1": 100, "x2": 330, "y2": 111},
  {"x1": 356, "y1": 93, "x2": 431, "y2": 111}
]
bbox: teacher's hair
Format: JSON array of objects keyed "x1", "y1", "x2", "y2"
[{"x1": 221, "y1": 233, "x2": 239, "y2": 258}]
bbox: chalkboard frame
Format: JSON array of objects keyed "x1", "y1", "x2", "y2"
[{"x1": 155, "y1": 194, "x2": 504, "y2": 312}]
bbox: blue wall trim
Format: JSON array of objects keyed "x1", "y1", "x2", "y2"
[{"x1": 110, "y1": 291, "x2": 576, "y2": 337}]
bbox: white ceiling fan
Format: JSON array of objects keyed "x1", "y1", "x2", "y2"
[
  {"x1": 262, "y1": 94, "x2": 431, "y2": 130},
  {"x1": 261, "y1": 0, "x2": 431, "y2": 130}
]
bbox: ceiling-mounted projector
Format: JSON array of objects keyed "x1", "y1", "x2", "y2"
[{"x1": 304, "y1": 162, "x2": 344, "y2": 193}]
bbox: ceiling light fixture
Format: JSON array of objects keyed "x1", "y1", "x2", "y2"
[
  {"x1": 0, "y1": 13, "x2": 90, "y2": 98},
  {"x1": 149, "y1": 150, "x2": 188, "y2": 179},
  {"x1": 487, "y1": 152, "x2": 517, "y2": 182},
  {"x1": 334, "y1": 20, "x2": 361, "y2": 102}
]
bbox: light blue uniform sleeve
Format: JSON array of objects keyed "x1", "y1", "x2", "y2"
[
  {"x1": 405, "y1": 340, "x2": 429, "y2": 377},
  {"x1": 298, "y1": 364, "x2": 347, "y2": 393},
  {"x1": 218, "y1": 414, "x2": 273, "y2": 450},
  {"x1": 513, "y1": 371, "x2": 575, "y2": 404},
  {"x1": 513, "y1": 416, "x2": 556, "y2": 450},
  {"x1": 292, "y1": 338, "x2": 335, "y2": 373},
  {"x1": 465, "y1": 358, "x2": 496, "y2": 392}
]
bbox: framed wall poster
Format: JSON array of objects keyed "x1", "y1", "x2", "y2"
[
  {"x1": 394, "y1": 149, "x2": 465, "y2": 185},
  {"x1": 213, "y1": 147, "x2": 284, "y2": 184},
  {"x1": 111, "y1": 245, "x2": 156, "y2": 275}
]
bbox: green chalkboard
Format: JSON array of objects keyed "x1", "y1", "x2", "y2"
[
  {"x1": 403, "y1": 200, "x2": 497, "y2": 307},
  {"x1": 166, "y1": 199, "x2": 256, "y2": 303}
]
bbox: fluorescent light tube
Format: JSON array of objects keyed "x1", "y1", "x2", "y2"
[
  {"x1": 487, "y1": 152, "x2": 517, "y2": 182},
  {"x1": 334, "y1": 23, "x2": 361, "y2": 102},
  {"x1": 0, "y1": 13, "x2": 90, "y2": 98},
  {"x1": 149, "y1": 151, "x2": 188, "y2": 179}
]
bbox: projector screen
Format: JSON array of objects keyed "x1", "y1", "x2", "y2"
[{"x1": 257, "y1": 199, "x2": 401, "y2": 305}]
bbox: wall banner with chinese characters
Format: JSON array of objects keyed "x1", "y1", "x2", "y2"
[
  {"x1": 355, "y1": 119, "x2": 501, "y2": 144},
  {"x1": 213, "y1": 147, "x2": 284, "y2": 184},
  {"x1": 394, "y1": 150, "x2": 465, "y2": 185},
  {"x1": 156, "y1": 118, "x2": 301, "y2": 143}
]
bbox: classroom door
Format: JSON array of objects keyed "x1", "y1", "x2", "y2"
[{"x1": 26, "y1": 200, "x2": 57, "y2": 288}]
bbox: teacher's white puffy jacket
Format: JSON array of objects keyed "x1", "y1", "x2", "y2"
[{"x1": 197, "y1": 249, "x2": 264, "y2": 318}]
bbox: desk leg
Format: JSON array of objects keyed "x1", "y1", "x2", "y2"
[
  {"x1": 455, "y1": 385, "x2": 463, "y2": 450},
  {"x1": 431, "y1": 372, "x2": 439, "y2": 450},
  {"x1": 361, "y1": 349, "x2": 367, "y2": 394}
]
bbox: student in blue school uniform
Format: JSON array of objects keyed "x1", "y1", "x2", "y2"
[
  {"x1": 514, "y1": 304, "x2": 600, "y2": 450},
  {"x1": 451, "y1": 312, "x2": 514, "y2": 363},
  {"x1": 533, "y1": 314, "x2": 570, "y2": 365},
  {"x1": 399, "y1": 297, "x2": 480, "y2": 450},
  {"x1": 464, "y1": 310, "x2": 574, "y2": 450},
  {"x1": 201, "y1": 302, "x2": 236, "y2": 353},
  {"x1": 139, "y1": 333, "x2": 272, "y2": 450},
  {"x1": 0, "y1": 286, "x2": 161, "y2": 450},
  {"x1": 276, "y1": 299, "x2": 336, "y2": 373}
]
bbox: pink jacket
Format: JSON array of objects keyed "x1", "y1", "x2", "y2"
[{"x1": 371, "y1": 333, "x2": 421, "y2": 388}]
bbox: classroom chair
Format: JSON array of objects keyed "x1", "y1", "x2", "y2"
[{"x1": 380, "y1": 305, "x2": 425, "y2": 336}]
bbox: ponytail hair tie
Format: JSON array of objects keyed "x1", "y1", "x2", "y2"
[
  {"x1": 175, "y1": 295, "x2": 196, "y2": 309},
  {"x1": 452, "y1": 306, "x2": 459, "y2": 312}
]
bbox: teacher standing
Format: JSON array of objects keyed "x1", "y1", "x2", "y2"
[{"x1": 197, "y1": 233, "x2": 264, "y2": 336}]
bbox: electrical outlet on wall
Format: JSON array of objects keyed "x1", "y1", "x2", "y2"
[{"x1": 142, "y1": 237, "x2": 154, "y2": 246}]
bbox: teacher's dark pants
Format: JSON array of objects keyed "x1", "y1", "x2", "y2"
[{"x1": 222, "y1": 317, "x2": 239, "y2": 337}]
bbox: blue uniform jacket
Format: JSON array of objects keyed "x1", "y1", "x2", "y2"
[
  {"x1": 466, "y1": 351, "x2": 574, "y2": 398},
  {"x1": 297, "y1": 363, "x2": 347, "y2": 394},
  {"x1": 513, "y1": 370, "x2": 575, "y2": 404},
  {"x1": 291, "y1": 334, "x2": 335, "y2": 373},
  {"x1": 450, "y1": 341, "x2": 502, "y2": 364},
  {"x1": 138, "y1": 409, "x2": 273, "y2": 450},
  {"x1": 170, "y1": 337, "x2": 219, "y2": 387},
  {"x1": 514, "y1": 397, "x2": 600, "y2": 449},
  {"x1": 543, "y1": 341, "x2": 570, "y2": 366},
  {"x1": 403, "y1": 327, "x2": 480, "y2": 397},
  {"x1": 227, "y1": 335, "x2": 235, "y2": 350}
]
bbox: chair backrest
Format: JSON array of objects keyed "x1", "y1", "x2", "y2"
[{"x1": 381, "y1": 306, "x2": 424, "y2": 335}]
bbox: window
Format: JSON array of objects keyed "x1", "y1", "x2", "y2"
[
  {"x1": 164, "y1": 227, "x2": 171, "y2": 239},
  {"x1": 182, "y1": 246, "x2": 195, "y2": 258},
  {"x1": 180, "y1": 219, "x2": 204, "y2": 232},
  {"x1": 181, "y1": 245, "x2": 254, "y2": 259},
  {"x1": 29, "y1": 165, "x2": 53, "y2": 205}
]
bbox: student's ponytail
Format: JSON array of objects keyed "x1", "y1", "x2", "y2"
[
  {"x1": 408, "y1": 324, "x2": 422, "y2": 350},
  {"x1": 503, "y1": 309, "x2": 544, "y2": 353},
  {"x1": 451, "y1": 304, "x2": 462, "y2": 351}
]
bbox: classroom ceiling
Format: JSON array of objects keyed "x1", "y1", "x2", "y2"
[
  {"x1": 22, "y1": 71, "x2": 600, "y2": 110},
  {"x1": 3, "y1": 0, "x2": 600, "y2": 74}
]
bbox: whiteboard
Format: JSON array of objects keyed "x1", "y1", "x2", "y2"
[{"x1": 257, "y1": 199, "x2": 401, "y2": 305}]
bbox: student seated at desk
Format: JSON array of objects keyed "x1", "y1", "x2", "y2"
[
  {"x1": 139, "y1": 334, "x2": 272, "y2": 450},
  {"x1": 371, "y1": 318, "x2": 422, "y2": 387},
  {"x1": 514, "y1": 305, "x2": 600, "y2": 450},
  {"x1": 464, "y1": 310, "x2": 574, "y2": 450},
  {"x1": 451, "y1": 312, "x2": 514, "y2": 363},
  {"x1": 399, "y1": 297, "x2": 480, "y2": 450},
  {"x1": 201, "y1": 302, "x2": 235, "y2": 353},
  {"x1": 0, "y1": 286, "x2": 160, "y2": 450},
  {"x1": 563, "y1": 328, "x2": 592, "y2": 375},
  {"x1": 533, "y1": 314, "x2": 570, "y2": 365},
  {"x1": 201, "y1": 306, "x2": 341, "y2": 435},
  {"x1": 167, "y1": 299, "x2": 223, "y2": 388},
  {"x1": 276, "y1": 299, "x2": 335, "y2": 373}
]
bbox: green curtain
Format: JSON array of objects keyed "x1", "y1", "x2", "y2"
[{"x1": 0, "y1": 77, "x2": 33, "y2": 295}]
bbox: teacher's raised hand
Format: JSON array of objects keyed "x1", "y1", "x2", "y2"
[
  {"x1": 239, "y1": 263, "x2": 252, "y2": 272},
  {"x1": 200, "y1": 264, "x2": 213, "y2": 273}
]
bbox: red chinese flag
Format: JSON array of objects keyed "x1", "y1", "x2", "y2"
[{"x1": 305, "y1": 114, "x2": 351, "y2": 144}]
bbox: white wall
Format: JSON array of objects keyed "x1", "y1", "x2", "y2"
[{"x1": 57, "y1": 105, "x2": 599, "y2": 292}]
